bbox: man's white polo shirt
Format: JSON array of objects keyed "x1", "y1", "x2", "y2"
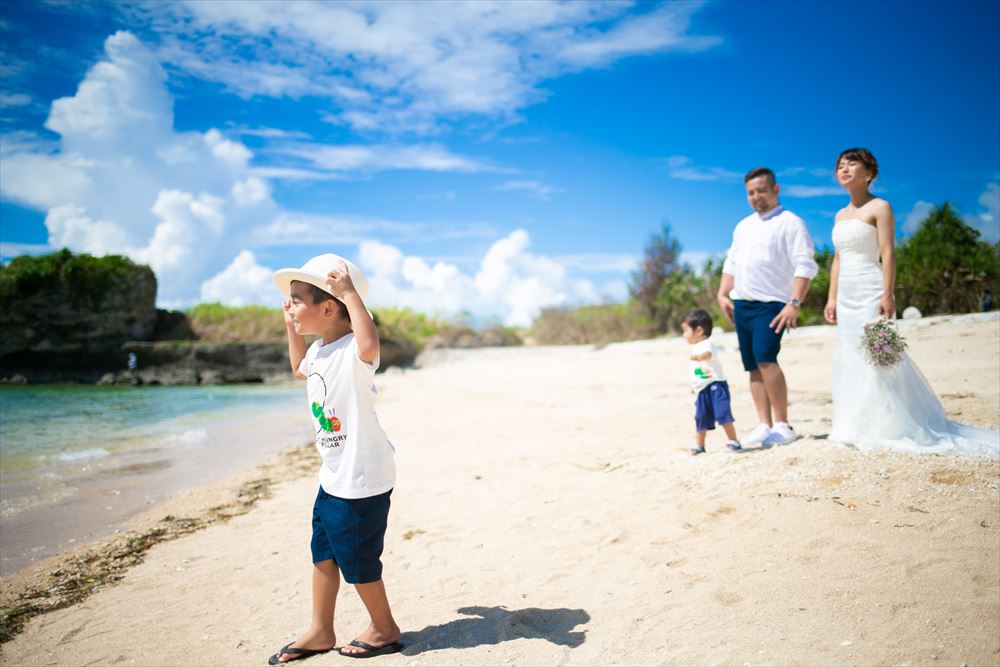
[{"x1": 721, "y1": 206, "x2": 819, "y2": 303}]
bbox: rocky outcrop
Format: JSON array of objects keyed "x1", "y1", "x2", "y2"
[
  {"x1": 2, "y1": 336, "x2": 419, "y2": 385},
  {"x1": 0, "y1": 250, "x2": 158, "y2": 359},
  {"x1": 0, "y1": 251, "x2": 419, "y2": 385}
]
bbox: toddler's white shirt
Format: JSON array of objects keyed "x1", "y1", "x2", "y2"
[
  {"x1": 299, "y1": 333, "x2": 396, "y2": 499},
  {"x1": 690, "y1": 339, "x2": 727, "y2": 393}
]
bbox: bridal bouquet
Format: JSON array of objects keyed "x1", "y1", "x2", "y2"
[{"x1": 861, "y1": 318, "x2": 908, "y2": 367}]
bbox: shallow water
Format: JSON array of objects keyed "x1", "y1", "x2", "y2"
[{"x1": 0, "y1": 384, "x2": 314, "y2": 575}]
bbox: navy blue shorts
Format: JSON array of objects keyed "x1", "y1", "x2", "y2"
[
  {"x1": 694, "y1": 381, "x2": 735, "y2": 431},
  {"x1": 733, "y1": 300, "x2": 786, "y2": 372},
  {"x1": 311, "y1": 486, "x2": 391, "y2": 584}
]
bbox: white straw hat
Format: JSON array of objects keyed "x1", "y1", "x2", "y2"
[{"x1": 272, "y1": 253, "x2": 369, "y2": 301}]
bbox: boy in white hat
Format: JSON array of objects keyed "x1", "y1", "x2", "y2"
[{"x1": 268, "y1": 254, "x2": 402, "y2": 663}]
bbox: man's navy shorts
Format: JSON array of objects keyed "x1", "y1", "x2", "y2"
[
  {"x1": 733, "y1": 300, "x2": 786, "y2": 371},
  {"x1": 311, "y1": 486, "x2": 391, "y2": 584},
  {"x1": 694, "y1": 380, "x2": 735, "y2": 432}
]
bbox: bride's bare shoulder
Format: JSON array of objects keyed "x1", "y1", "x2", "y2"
[{"x1": 867, "y1": 197, "x2": 894, "y2": 214}]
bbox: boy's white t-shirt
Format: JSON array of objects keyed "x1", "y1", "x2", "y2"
[
  {"x1": 689, "y1": 339, "x2": 727, "y2": 393},
  {"x1": 299, "y1": 333, "x2": 396, "y2": 499}
]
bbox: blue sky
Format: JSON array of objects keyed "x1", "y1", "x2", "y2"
[{"x1": 1, "y1": 0, "x2": 998, "y2": 325}]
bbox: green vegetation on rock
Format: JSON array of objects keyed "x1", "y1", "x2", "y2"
[
  {"x1": 185, "y1": 303, "x2": 288, "y2": 342},
  {"x1": 0, "y1": 249, "x2": 157, "y2": 358},
  {"x1": 0, "y1": 249, "x2": 153, "y2": 306},
  {"x1": 185, "y1": 302, "x2": 521, "y2": 351}
]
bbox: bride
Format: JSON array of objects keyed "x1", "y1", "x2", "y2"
[{"x1": 824, "y1": 147, "x2": 998, "y2": 458}]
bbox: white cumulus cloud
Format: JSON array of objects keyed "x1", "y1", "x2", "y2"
[
  {"x1": 357, "y1": 229, "x2": 599, "y2": 327},
  {"x1": 200, "y1": 250, "x2": 276, "y2": 306},
  {"x1": 0, "y1": 30, "x2": 275, "y2": 304}
]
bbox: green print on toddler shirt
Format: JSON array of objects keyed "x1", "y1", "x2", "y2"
[
  {"x1": 694, "y1": 367, "x2": 713, "y2": 380},
  {"x1": 311, "y1": 402, "x2": 342, "y2": 433},
  {"x1": 307, "y1": 372, "x2": 344, "y2": 440}
]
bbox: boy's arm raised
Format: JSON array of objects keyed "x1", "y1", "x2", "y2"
[
  {"x1": 283, "y1": 298, "x2": 308, "y2": 380},
  {"x1": 326, "y1": 261, "x2": 380, "y2": 364}
]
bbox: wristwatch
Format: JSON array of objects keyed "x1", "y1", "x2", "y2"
[{"x1": 789, "y1": 298, "x2": 801, "y2": 309}]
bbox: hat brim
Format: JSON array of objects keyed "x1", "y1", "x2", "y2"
[
  {"x1": 273, "y1": 254, "x2": 369, "y2": 302},
  {"x1": 272, "y1": 269, "x2": 338, "y2": 299}
]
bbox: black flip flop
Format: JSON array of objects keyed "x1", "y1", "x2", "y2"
[
  {"x1": 267, "y1": 644, "x2": 333, "y2": 665},
  {"x1": 337, "y1": 639, "x2": 404, "y2": 659}
]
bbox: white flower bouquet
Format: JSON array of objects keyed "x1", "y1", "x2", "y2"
[{"x1": 861, "y1": 317, "x2": 908, "y2": 368}]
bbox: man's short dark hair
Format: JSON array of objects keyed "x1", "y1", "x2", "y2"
[
  {"x1": 293, "y1": 280, "x2": 349, "y2": 318},
  {"x1": 683, "y1": 308, "x2": 713, "y2": 336},
  {"x1": 744, "y1": 167, "x2": 776, "y2": 186}
]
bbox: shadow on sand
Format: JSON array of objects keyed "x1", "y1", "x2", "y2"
[{"x1": 399, "y1": 605, "x2": 590, "y2": 655}]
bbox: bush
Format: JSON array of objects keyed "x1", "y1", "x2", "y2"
[
  {"x1": 0, "y1": 248, "x2": 152, "y2": 306},
  {"x1": 799, "y1": 247, "x2": 833, "y2": 325},
  {"x1": 896, "y1": 203, "x2": 998, "y2": 315},
  {"x1": 530, "y1": 302, "x2": 652, "y2": 345},
  {"x1": 185, "y1": 303, "x2": 287, "y2": 342},
  {"x1": 370, "y1": 307, "x2": 449, "y2": 349},
  {"x1": 629, "y1": 224, "x2": 684, "y2": 332}
]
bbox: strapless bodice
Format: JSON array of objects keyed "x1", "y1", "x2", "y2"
[{"x1": 832, "y1": 219, "x2": 881, "y2": 272}]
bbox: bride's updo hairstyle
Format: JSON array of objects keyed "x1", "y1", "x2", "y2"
[{"x1": 836, "y1": 147, "x2": 879, "y2": 183}]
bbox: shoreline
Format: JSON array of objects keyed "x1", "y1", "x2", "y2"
[
  {"x1": 0, "y1": 439, "x2": 317, "y2": 642},
  {"x1": 0, "y1": 384, "x2": 311, "y2": 575},
  {"x1": 1, "y1": 314, "x2": 997, "y2": 664}
]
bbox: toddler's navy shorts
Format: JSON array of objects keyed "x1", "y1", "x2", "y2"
[
  {"x1": 694, "y1": 380, "x2": 735, "y2": 432},
  {"x1": 311, "y1": 486, "x2": 391, "y2": 584}
]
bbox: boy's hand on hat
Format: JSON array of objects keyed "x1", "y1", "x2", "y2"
[
  {"x1": 282, "y1": 298, "x2": 295, "y2": 328},
  {"x1": 325, "y1": 260, "x2": 357, "y2": 299}
]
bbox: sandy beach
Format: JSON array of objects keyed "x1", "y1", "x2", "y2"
[{"x1": 2, "y1": 315, "x2": 998, "y2": 666}]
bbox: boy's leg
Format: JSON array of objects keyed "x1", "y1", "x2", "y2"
[
  {"x1": 273, "y1": 560, "x2": 340, "y2": 663},
  {"x1": 310, "y1": 560, "x2": 341, "y2": 640},
  {"x1": 692, "y1": 388, "x2": 712, "y2": 455},
  {"x1": 721, "y1": 422, "x2": 738, "y2": 441},
  {"x1": 339, "y1": 579, "x2": 401, "y2": 655},
  {"x1": 691, "y1": 429, "x2": 707, "y2": 455}
]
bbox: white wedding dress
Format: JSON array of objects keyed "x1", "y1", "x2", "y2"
[{"x1": 830, "y1": 218, "x2": 999, "y2": 458}]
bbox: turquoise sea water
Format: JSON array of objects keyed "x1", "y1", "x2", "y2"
[
  {"x1": 0, "y1": 383, "x2": 313, "y2": 575},
  {"x1": 0, "y1": 384, "x2": 302, "y2": 473}
]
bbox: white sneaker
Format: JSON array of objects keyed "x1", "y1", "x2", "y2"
[
  {"x1": 743, "y1": 423, "x2": 771, "y2": 445},
  {"x1": 763, "y1": 422, "x2": 797, "y2": 446}
]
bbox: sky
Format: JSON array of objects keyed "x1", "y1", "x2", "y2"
[{"x1": 1, "y1": 0, "x2": 998, "y2": 326}]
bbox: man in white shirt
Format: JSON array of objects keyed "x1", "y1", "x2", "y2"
[{"x1": 717, "y1": 167, "x2": 818, "y2": 446}]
